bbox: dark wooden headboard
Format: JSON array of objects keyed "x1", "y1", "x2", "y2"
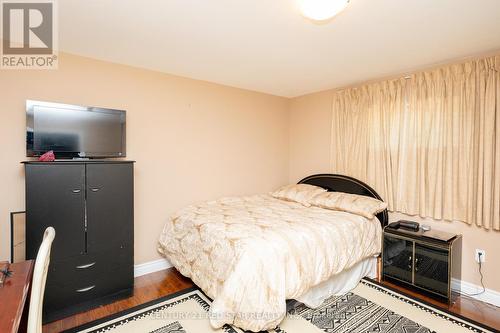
[{"x1": 298, "y1": 174, "x2": 389, "y2": 228}]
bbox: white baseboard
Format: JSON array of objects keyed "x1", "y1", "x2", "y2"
[
  {"x1": 452, "y1": 278, "x2": 500, "y2": 307},
  {"x1": 134, "y1": 258, "x2": 172, "y2": 277}
]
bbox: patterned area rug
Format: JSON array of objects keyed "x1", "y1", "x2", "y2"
[
  {"x1": 63, "y1": 279, "x2": 495, "y2": 333},
  {"x1": 289, "y1": 292, "x2": 430, "y2": 333}
]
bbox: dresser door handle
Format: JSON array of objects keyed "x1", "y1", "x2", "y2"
[
  {"x1": 76, "y1": 262, "x2": 96, "y2": 269},
  {"x1": 72, "y1": 189, "x2": 81, "y2": 194},
  {"x1": 76, "y1": 285, "x2": 96, "y2": 293},
  {"x1": 90, "y1": 188, "x2": 100, "y2": 192},
  {"x1": 75, "y1": 284, "x2": 95, "y2": 293}
]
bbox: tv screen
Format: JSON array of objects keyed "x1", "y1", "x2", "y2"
[{"x1": 26, "y1": 100, "x2": 126, "y2": 158}]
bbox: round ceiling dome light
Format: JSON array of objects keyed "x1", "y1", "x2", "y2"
[{"x1": 298, "y1": 0, "x2": 350, "y2": 21}]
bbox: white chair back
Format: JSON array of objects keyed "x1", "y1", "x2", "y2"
[{"x1": 27, "y1": 227, "x2": 56, "y2": 333}]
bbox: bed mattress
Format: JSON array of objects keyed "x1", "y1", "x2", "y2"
[{"x1": 158, "y1": 194, "x2": 382, "y2": 331}]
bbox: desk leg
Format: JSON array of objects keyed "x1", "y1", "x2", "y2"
[{"x1": 17, "y1": 282, "x2": 31, "y2": 333}]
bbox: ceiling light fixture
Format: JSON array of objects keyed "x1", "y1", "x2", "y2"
[{"x1": 298, "y1": 0, "x2": 350, "y2": 21}]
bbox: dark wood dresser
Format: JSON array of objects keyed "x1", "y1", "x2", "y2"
[
  {"x1": 382, "y1": 224, "x2": 462, "y2": 303},
  {"x1": 24, "y1": 160, "x2": 134, "y2": 323}
]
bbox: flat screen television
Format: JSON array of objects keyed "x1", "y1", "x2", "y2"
[{"x1": 26, "y1": 100, "x2": 126, "y2": 158}]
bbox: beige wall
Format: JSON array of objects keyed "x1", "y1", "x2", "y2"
[
  {"x1": 2, "y1": 51, "x2": 497, "y2": 293},
  {"x1": 0, "y1": 53, "x2": 289, "y2": 264},
  {"x1": 289, "y1": 90, "x2": 500, "y2": 292}
]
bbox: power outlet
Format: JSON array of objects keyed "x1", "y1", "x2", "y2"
[{"x1": 475, "y1": 249, "x2": 486, "y2": 263}]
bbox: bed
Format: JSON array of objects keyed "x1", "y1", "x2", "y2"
[{"x1": 158, "y1": 174, "x2": 388, "y2": 332}]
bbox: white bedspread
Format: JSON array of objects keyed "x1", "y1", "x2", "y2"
[{"x1": 158, "y1": 194, "x2": 382, "y2": 332}]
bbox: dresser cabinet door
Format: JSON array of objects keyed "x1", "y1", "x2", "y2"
[
  {"x1": 26, "y1": 164, "x2": 86, "y2": 261},
  {"x1": 414, "y1": 243, "x2": 449, "y2": 297},
  {"x1": 383, "y1": 235, "x2": 413, "y2": 283},
  {"x1": 85, "y1": 163, "x2": 134, "y2": 254}
]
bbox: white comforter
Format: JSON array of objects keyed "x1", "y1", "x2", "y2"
[{"x1": 158, "y1": 194, "x2": 382, "y2": 332}]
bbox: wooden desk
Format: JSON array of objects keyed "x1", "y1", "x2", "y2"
[{"x1": 0, "y1": 261, "x2": 34, "y2": 333}]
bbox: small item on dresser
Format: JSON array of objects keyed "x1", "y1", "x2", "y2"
[
  {"x1": 0, "y1": 262, "x2": 13, "y2": 286},
  {"x1": 399, "y1": 220, "x2": 419, "y2": 231},
  {"x1": 387, "y1": 220, "x2": 420, "y2": 231},
  {"x1": 421, "y1": 224, "x2": 431, "y2": 231},
  {"x1": 38, "y1": 150, "x2": 55, "y2": 162}
]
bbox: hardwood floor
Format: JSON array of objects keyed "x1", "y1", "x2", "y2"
[
  {"x1": 43, "y1": 268, "x2": 500, "y2": 332},
  {"x1": 42, "y1": 268, "x2": 194, "y2": 333}
]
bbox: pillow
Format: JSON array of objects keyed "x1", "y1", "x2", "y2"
[
  {"x1": 270, "y1": 184, "x2": 327, "y2": 207},
  {"x1": 310, "y1": 191, "x2": 387, "y2": 219}
]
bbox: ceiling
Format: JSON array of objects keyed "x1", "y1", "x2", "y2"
[{"x1": 60, "y1": 0, "x2": 500, "y2": 97}]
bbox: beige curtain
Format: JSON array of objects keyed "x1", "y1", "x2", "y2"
[{"x1": 331, "y1": 55, "x2": 500, "y2": 231}]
